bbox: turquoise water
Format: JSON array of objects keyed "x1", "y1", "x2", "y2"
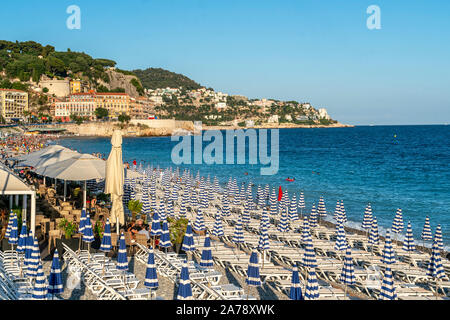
[{"x1": 57, "y1": 125, "x2": 450, "y2": 247}]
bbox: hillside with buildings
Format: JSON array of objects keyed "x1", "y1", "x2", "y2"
[{"x1": 0, "y1": 40, "x2": 347, "y2": 128}]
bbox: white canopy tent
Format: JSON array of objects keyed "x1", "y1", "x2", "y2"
[
  {"x1": 32, "y1": 154, "x2": 106, "y2": 209},
  {"x1": 0, "y1": 164, "x2": 37, "y2": 235}
]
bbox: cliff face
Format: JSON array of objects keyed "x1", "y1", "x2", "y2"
[
  {"x1": 62, "y1": 120, "x2": 194, "y2": 137},
  {"x1": 97, "y1": 69, "x2": 141, "y2": 97}
]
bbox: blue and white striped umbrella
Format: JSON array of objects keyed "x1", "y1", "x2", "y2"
[
  {"x1": 402, "y1": 221, "x2": 416, "y2": 252},
  {"x1": 32, "y1": 261, "x2": 48, "y2": 300},
  {"x1": 317, "y1": 196, "x2": 327, "y2": 219},
  {"x1": 301, "y1": 219, "x2": 312, "y2": 244},
  {"x1": 144, "y1": 248, "x2": 159, "y2": 289},
  {"x1": 269, "y1": 188, "x2": 277, "y2": 208},
  {"x1": 242, "y1": 200, "x2": 251, "y2": 224},
  {"x1": 17, "y1": 220, "x2": 28, "y2": 253},
  {"x1": 5, "y1": 210, "x2": 13, "y2": 238},
  {"x1": 362, "y1": 203, "x2": 373, "y2": 232},
  {"x1": 302, "y1": 237, "x2": 318, "y2": 269},
  {"x1": 193, "y1": 208, "x2": 206, "y2": 232},
  {"x1": 288, "y1": 195, "x2": 299, "y2": 222},
  {"x1": 200, "y1": 235, "x2": 214, "y2": 268},
  {"x1": 100, "y1": 219, "x2": 112, "y2": 252},
  {"x1": 289, "y1": 266, "x2": 303, "y2": 300},
  {"x1": 309, "y1": 204, "x2": 318, "y2": 228},
  {"x1": 82, "y1": 213, "x2": 94, "y2": 243},
  {"x1": 257, "y1": 212, "x2": 270, "y2": 251},
  {"x1": 232, "y1": 215, "x2": 245, "y2": 244},
  {"x1": 338, "y1": 200, "x2": 347, "y2": 224},
  {"x1": 334, "y1": 221, "x2": 348, "y2": 251},
  {"x1": 212, "y1": 213, "x2": 224, "y2": 237},
  {"x1": 421, "y1": 216, "x2": 432, "y2": 241},
  {"x1": 181, "y1": 222, "x2": 196, "y2": 252},
  {"x1": 159, "y1": 219, "x2": 171, "y2": 249},
  {"x1": 78, "y1": 208, "x2": 87, "y2": 236},
  {"x1": 368, "y1": 216, "x2": 380, "y2": 247},
  {"x1": 246, "y1": 250, "x2": 261, "y2": 286},
  {"x1": 304, "y1": 269, "x2": 320, "y2": 300},
  {"x1": 379, "y1": 267, "x2": 397, "y2": 300},
  {"x1": 381, "y1": 230, "x2": 396, "y2": 265},
  {"x1": 23, "y1": 231, "x2": 33, "y2": 270},
  {"x1": 277, "y1": 206, "x2": 289, "y2": 232},
  {"x1": 177, "y1": 261, "x2": 193, "y2": 300},
  {"x1": 391, "y1": 208, "x2": 404, "y2": 235},
  {"x1": 298, "y1": 192, "x2": 305, "y2": 217},
  {"x1": 48, "y1": 249, "x2": 63, "y2": 295},
  {"x1": 8, "y1": 211, "x2": 18, "y2": 245},
  {"x1": 433, "y1": 224, "x2": 443, "y2": 251},
  {"x1": 221, "y1": 196, "x2": 231, "y2": 217},
  {"x1": 141, "y1": 185, "x2": 151, "y2": 217},
  {"x1": 178, "y1": 197, "x2": 187, "y2": 218},
  {"x1": 27, "y1": 236, "x2": 41, "y2": 278},
  {"x1": 340, "y1": 248, "x2": 355, "y2": 285},
  {"x1": 269, "y1": 203, "x2": 278, "y2": 216},
  {"x1": 116, "y1": 233, "x2": 128, "y2": 271},
  {"x1": 427, "y1": 239, "x2": 448, "y2": 280},
  {"x1": 150, "y1": 211, "x2": 162, "y2": 237}
]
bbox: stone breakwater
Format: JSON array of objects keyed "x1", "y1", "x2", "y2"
[{"x1": 62, "y1": 120, "x2": 194, "y2": 137}]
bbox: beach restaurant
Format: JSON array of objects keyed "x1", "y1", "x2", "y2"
[{"x1": 0, "y1": 163, "x2": 37, "y2": 235}]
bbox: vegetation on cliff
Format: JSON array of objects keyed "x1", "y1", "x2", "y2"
[{"x1": 132, "y1": 68, "x2": 202, "y2": 90}]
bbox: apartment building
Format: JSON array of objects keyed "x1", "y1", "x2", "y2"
[{"x1": 0, "y1": 89, "x2": 28, "y2": 122}]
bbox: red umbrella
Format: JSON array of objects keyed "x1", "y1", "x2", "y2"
[{"x1": 278, "y1": 186, "x2": 283, "y2": 201}]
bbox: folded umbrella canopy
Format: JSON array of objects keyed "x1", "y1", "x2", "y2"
[
  {"x1": 21, "y1": 148, "x2": 79, "y2": 168},
  {"x1": 104, "y1": 130, "x2": 125, "y2": 234}
]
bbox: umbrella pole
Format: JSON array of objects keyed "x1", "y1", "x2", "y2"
[
  {"x1": 64, "y1": 180, "x2": 67, "y2": 202},
  {"x1": 83, "y1": 181, "x2": 87, "y2": 210},
  {"x1": 88, "y1": 243, "x2": 91, "y2": 263}
]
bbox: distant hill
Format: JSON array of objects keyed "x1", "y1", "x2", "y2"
[{"x1": 132, "y1": 68, "x2": 202, "y2": 90}]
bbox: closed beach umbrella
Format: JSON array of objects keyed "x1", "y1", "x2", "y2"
[
  {"x1": 421, "y1": 216, "x2": 432, "y2": 243},
  {"x1": 362, "y1": 203, "x2": 373, "y2": 234},
  {"x1": 309, "y1": 204, "x2": 318, "y2": 228},
  {"x1": 116, "y1": 233, "x2": 128, "y2": 271},
  {"x1": 27, "y1": 236, "x2": 41, "y2": 278},
  {"x1": 302, "y1": 237, "x2": 318, "y2": 269},
  {"x1": 232, "y1": 215, "x2": 244, "y2": 260},
  {"x1": 340, "y1": 248, "x2": 355, "y2": 296},
  {"x1": 23, "y1": 231, "x2": 33, "y2": 272},
  {"x1": 334, "y1": 221, "x2": 348, "y2": 252},
  {"x1": 144, "y1": 248, "x2": 159, "y2": 294},
  {"x1": 141, "y1": 185, "x2": 151, "y2": 218},
  {"x1": 333, "y1": 200, "x2": 341, "y2": 222},
  {"x1": 179, "y1": 197, "x2": 187, "y2": 218},
  {"x1": 277, "y1": 206, "x2": 289, "y2": 232},
  {"x1": 200, "y1": 235, "x2": 214, "y2": 268},
  {"x1": 288, "y1": 195, "x2": 299, "y2": 222},
  {"x1": 77, "y1": 208, "x2": 87, "y2": 252},
  {"x1": 32, "y1": 261, "x2": 48, "y2": 300},
  {"x1": 304, "y1": 269, "x2": 320, "y2": 300},
  {"x1": 100, "y1": 219, "x2": 112, "y2": 252},
  {"x1": 246, "y1": 250, "x2": 261, "y2": 287},
  {"x1": 339, "y1": 200, "x2": 347, "y2": 224},
  {"x1": 391, "y1": 208, "x2": 404, "y2": 239},
  {"x1": 82, "y1": 213, "x2": 94, "y2": 243},
  {"x1": 301, "y1": 218, "x2": 312, "y2": 244},
  {"x1": 48, "y1": 249, "x2": 63, "y2": 296},
  {"x1": 242, "y1": 200, "x2": 251, "y2": 224},
  {"x1": 433, "y1": 225, "x2": 443, "y2": 252},
  {"x1": 159, "y1": 219, "x2": 171, "y2": 250},
  {"x1": 177, "y1": 261, "x2": 193, "y2": 300},
  {"x1": 17, "y1": 220, "x2": 28, "y2": 253},
  {"x1": 402, "y1": 221, "x2": 416, "y2": 252},
  {"x1": 298, "y1": 192, "x2": 305, "y2": 219},
  {"x1": 427, "y1": 239, "x2": 448, "y2": 297},
  {"x1": 181, "y1": 222, "x2": 196, "y2": 256},
  {"x1": 381, "y1": 230, "x2": 396, "y2": 265},
  {"x1": 193, "y1": 208, "x2": 206, "y2": 232},
  {"x1": 212, "y1": 212, "x2": 224, "y2": 237},
  {"x1": 105, "y1": 130, "x2": 125, "y2": 234},
  {"x1": 368, "y1": 216, "x2": 380, "y2": 251},
  {"x1": 258, "y1": 212, "x2": 270, "y2": 268},
  {"x1": 150, "y1": 211, "x2": 162, "y2": 237},
  {"x1": 221, "y1": 196, "x2": 231, "y2": 217},
  {"x1": 317, "y1": 196, "x2": 327, "y2": 219},
  {"x1": 269, "y1": 203, "x2": 278, "y2": 216},
  {"x1": 289, "y1": 267, "x2": 303, "y2": 300},
  {"x1": 379, "y1": 267, "x2": 397, "y2": 300}
]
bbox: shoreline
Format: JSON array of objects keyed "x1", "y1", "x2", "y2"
[{"x1": 203, "y1": 122, "x2": 354, "y2": 131}]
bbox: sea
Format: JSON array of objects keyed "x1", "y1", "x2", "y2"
[{"x1": 56, "y1": 125, "x2": 450, "y2": 248}]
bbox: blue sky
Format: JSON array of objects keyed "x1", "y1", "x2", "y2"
[{"x1": 1, "y1": 0, "x2": 449, "y2": 125}]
